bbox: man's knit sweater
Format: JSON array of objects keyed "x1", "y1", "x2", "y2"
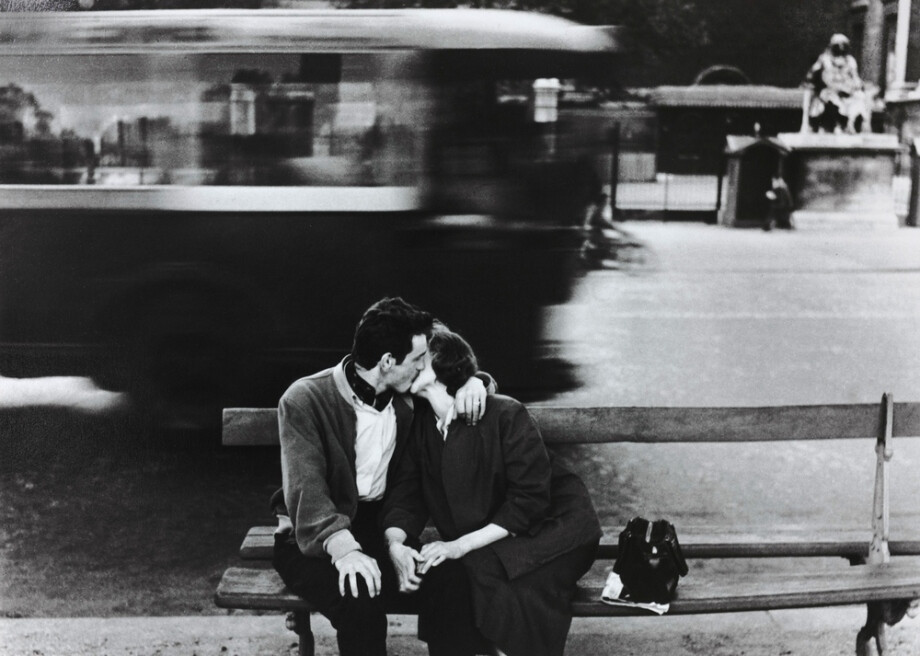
[{"x1": 278, "y1": 358, "x2": 415, "y2": 560}]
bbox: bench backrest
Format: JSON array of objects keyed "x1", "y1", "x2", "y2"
[
  {"x1": 223, "y1": 397, "x2": 920, "y2": 446},
  {"x1": 223, "y1": 395, "x2": 920, "y2": 563}
]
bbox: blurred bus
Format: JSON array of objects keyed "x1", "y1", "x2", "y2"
[{"x1": 0, "y1": 9, "x2": 622, "y2": 429}]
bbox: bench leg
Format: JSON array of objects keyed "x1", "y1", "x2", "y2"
[
  {"x1": 285, "y1": 611, "x2": 315, "y2": 656},
  {"x1": 855, "y1": 600, "x2": 918, "y2": 656},
  {"x1": 856, "y1": 602, "x2": 886, "y2": 656}
]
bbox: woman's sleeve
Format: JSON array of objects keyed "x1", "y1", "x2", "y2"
[
  {"x1": 382, "y1": 423, "x2": 429, "y2": 540},
  {"x1": 490, "y1": 403, "x2": 552, "y2": 535}
]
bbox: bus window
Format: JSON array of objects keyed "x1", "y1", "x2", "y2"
[{"x1": 0, "y1": 51, "x2": 427, "y2": 187}]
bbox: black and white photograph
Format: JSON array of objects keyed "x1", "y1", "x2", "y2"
[{"x1": 1, "y1": 1, "x2": 919, "y2": 654}]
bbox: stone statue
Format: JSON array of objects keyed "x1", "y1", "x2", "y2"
[{"x1": 802, "y1": 34, "x2": 875, "y2": 134}]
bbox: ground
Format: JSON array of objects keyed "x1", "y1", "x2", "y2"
[{"x1": 0, "y1": 411, "x2": 278, "y2": 617}]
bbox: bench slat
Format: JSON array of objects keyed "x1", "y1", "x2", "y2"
[
  {"x1": 239, "y1": 526, "x2": 920, "y2": 561},
  {"x1": 223, "y1": 402, "x2": 920, "y2": 446},
  {"x1": 215, "y1": 563, "x2": 920, "y2": 616}
]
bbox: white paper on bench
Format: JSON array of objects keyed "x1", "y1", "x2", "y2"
[{"x1": 600, "y1": 571, "x2": 669, "y2": 615}]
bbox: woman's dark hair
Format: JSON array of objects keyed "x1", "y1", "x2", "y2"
[
  {"x1": 352, "y1": 297, "x2": 433, "y2": 369},
  {"x1": 428, "y1": 328, "x2": 479, "y2": 396}
]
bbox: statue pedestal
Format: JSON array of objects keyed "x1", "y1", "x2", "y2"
[{"x1": 777, "y1": 133, "x2": 903, "y2": 229}]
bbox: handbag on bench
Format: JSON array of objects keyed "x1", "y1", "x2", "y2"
[{"x1": 612, "y1": 516, "x2": 689, "y2": 604}]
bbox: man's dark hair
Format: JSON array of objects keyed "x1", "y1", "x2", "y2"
[
  {"x1": 352, "y1": 297, "x2": 433, "y2": 369},
  {"x1": 429, "y1": 329, "x2": 479, "y2": 396}
]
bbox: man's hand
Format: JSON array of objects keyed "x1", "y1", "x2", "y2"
[
  {"x1": 417, "y1": 540, "x2": 467, "y2": 574},
  {"x1": 388, "y1": 542, "x2": 424, "y2": 593},
  {"x1": 455, "y1": 376, "x2": 486, "y2": 425},
  {"x1": 334, "y1": 550, "x2": 382, "y2": 598}
]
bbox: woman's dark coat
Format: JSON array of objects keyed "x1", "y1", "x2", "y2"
[{"x1": 383, "y1": 394, "x2": 601, "y2": 655}]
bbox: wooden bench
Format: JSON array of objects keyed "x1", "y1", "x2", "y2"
[{"x1": 215, "y1": 394, "x2": 920, "y2": 656}]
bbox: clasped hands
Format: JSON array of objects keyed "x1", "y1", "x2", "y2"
[
  {"x1": 388, "y1": 540, "x2": 466, "y2": 593},
  {"x1": 334, "y1": 539, "x2": 466, "y2": 599}
]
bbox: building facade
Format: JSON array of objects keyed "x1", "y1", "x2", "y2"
[{"x1": 849, "y1": 0, "x2": 920, "y2": 99}]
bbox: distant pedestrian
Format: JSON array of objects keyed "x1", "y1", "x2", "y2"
[
  {"x1": 764, "y1": 176, "x2": 793, "y2": 231},
  {"x1": 585, "y1": 192, "x2": 614, "y2": 231}
]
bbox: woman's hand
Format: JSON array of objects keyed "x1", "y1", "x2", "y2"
[
  {"x1": 455, "y1": 376, "x2": 486, "y2": 425},
  {"x1": 418, "y1": 540, "x2": 467, "y2": 574},
  {"x1": 418, "y1": 524, "x2": 509, "y2": 574}
]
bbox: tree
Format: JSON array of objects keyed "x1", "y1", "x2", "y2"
[
  {"x1": 334, "y1": 0, "x2": 710, "y2": 80},
  {"x1": 334, "y1": 0, "x2": 849, "y2": 87},
  {"x1": 0, "y1": 84, "x2": 55, "y2": 139},
  {"x1": 547, "y1": 0, "x2": 709, "y2": 62}
]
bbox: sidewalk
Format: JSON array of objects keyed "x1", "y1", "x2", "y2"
[
  {"x1": 2, "y1": 607, "x2": 919, "y2": 656},
  {"x1": 613, "y1": 173, "x2": 911, "y2": 215}
]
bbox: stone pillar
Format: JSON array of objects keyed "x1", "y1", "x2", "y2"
[
  {"x1": 892, "y1": 0, "x2": 911, "y2": 91},
  {"x1": 908, "y1": 137, "x2": 920, "y2": 227}
]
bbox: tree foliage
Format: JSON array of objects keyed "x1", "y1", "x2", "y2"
[
  {"x1": 551, "y1": 0, "x2": 708, "y2": 59},
  {"x1": 334, "y1": 0, "x2": 709, "y2": 61}
]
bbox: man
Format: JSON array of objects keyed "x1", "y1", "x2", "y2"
[
  {"x1": 272, "y1": 297, "x2": 490, "y2": 656},
  {"x1": 763, "y1": 174, "x2": 793, "y2": 231}
]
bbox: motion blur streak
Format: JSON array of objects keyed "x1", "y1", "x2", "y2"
[{"x1": 0, "y1": 375, "x2": 125, "y2": 413}]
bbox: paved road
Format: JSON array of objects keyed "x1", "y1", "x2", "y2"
[
  {"x1": 547, "y1": 222, "x2": 920, "y2": 407},
  {"x1": 541, "y1": 222, "x2": 920, "y2": 529}
]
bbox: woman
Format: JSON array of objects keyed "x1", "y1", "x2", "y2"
[{"x1": 383, "y1": 329, "x2": 601, "y2": 656}]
